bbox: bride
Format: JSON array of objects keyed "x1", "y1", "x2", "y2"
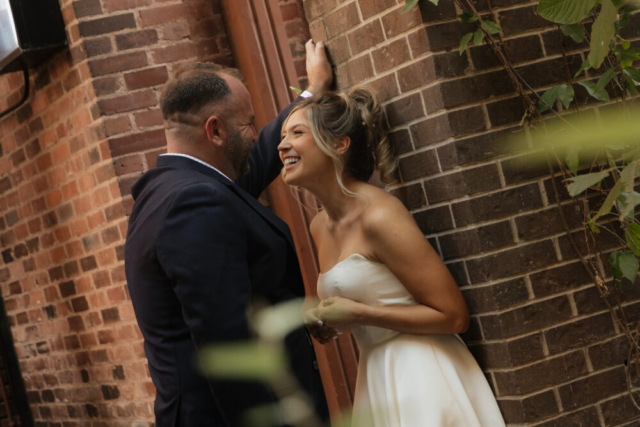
[{"x1": 277, "y1": 86, "x2": 506, "y2": 427}]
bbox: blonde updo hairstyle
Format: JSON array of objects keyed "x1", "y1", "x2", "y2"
[{"x1": 286, "y1": 85, "x2": 398, "y2": 195}]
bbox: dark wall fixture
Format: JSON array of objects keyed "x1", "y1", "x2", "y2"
[{"x1": 0, "y1": 297, "x2": 33, "y2": 427}]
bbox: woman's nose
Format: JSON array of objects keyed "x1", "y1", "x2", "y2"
[{"x1": 277, "y1": 138, "x2": 290, "y2": 152}]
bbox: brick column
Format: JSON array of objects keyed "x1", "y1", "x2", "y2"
[
  {"x1": 302, "y1": 0, "x2": 640, "y2": 425},
  {"x1": 0, "y1": 0, "x2": 233, "y2": 424}
]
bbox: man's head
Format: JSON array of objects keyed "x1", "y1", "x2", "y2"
[{"x1": 160, "y1": 62, "x2": 257, "y2": 180}]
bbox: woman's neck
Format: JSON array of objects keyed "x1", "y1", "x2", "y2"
[{"x1": 307, "y1": 174, "x2": 364, "y2": 223}]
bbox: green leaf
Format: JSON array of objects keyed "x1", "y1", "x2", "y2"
[
  {"x1": 624, "y1": 67, "x2": 640, "y2": 82},
  {"x1": 566, "y1": 171, "x2": 610, "y2": 196},
  {"x1": 289, "y1": 86, "x2": 302, "y2": 95},
  {"x1": 620, "y1": 192, "x2": 640, "y2": 220},
  {"x1": 610, "y1": 250, "x2": 623, "y2": 282},
  {"x1": 613, "y1": 0, "x2": 630, "y2": 7},
  {"x1": 616, "y1": 50, "x2": 640, "y2": 61},
  {"x1": 619, "y1": 250, "x2": 639, "y2": 281},
  {"x1": 578, "y1": 80, "x2": 611, "y2": 102},
  {"x1": 619, "y1": 36, "x2": 631, "y2": 50},
  {"x1": 459, "y1": 13, "x2": 478, "y2": 23},
  {"x1": 561, "y1": 24, "x2": 586, "y2": 43},
  {"x1": 625, "y1": 74, "x2": 640, "y2": 94},
  {"x1": 574, "y1": 58, "x2": 591, "y2": 78},
  {"x1": 566, "y1": 145, "x2": 581, "y2": 175},
  {"x1": 589, "y1": 222, "x2": 601, "y2": 233},
  {"x1": 626, "y1": 223, "x2": 640, "y2": 257},
  {"x1": 595, "y1": 68, "x2": 616, "y2": 92},
  {"x1": 589, "y1": 0, "x2": 619, "y2": 69},
  {"x1": 429, "y1": 0, "x2": 439, "y2": 4},
  {"x1": 473, "y1": 28, "x2": 485, "y2": 46},
  {"x1": 591, "y1": 179, "x2": 624, "y2": 224},
  {"x1": 402, "y1": 0, "x2": 419, "y2": 13},
  {"x1": 199, "y1": 343, "x2": 287, "y2": 381},
  {"x1": 459, "y1": 32, "x2": 474, "y2": 55},
  {"x1": 482, "y1": 20, "x2": 502, "y2": 34},
  {"x1": 538, "y1": 0, "x2": 600, "y2": 24},
  {"x1": 557, "y1": 84, "x2": 575, "y2": 108}
]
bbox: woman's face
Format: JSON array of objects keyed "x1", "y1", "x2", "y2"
[{"x1": 278, "y1": 109, "x2": 335, "y2": 187}]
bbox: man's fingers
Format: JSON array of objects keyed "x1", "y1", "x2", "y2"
[{"x1": 305, "y1": 39, "x2": 316, "y2": 57}]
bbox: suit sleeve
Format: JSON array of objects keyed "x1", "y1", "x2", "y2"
[
  {"x1": 236, "y1": 97, "x2": 302, "y2": 198},
  {"x1": 156, "y1": 184, "x2": 280, "y2": 425}
]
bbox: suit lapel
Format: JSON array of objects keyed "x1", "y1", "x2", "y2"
[
  {"x1": 226, "y1": 184, "x2": 296, "y2": 249},
  {"x1": 157, "y1": 155, "x2": 296, "y2": 248}
]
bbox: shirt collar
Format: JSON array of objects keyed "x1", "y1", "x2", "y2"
[{"x1": 159, "y1": 153, "x2": 233, "y2": 182}]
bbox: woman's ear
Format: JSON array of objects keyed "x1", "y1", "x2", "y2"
[
  {"x1": 205, "y1": 116, "x2": 224, "y2": 147},
  {"x1": 334, "y1": 136, "x2": 351, "y2": 155}
]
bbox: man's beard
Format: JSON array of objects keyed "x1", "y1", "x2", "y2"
[{"x1": 225, "y1": 128, "x2": 252, "y2": 177}]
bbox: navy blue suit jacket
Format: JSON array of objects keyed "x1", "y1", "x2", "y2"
[{"x1": 124, "y1": 100, "x2": 327, "y2": 426}]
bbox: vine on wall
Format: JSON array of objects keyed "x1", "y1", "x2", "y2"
[{"x1": 406, "y1": 0, "x2": 640, "y2": 410}]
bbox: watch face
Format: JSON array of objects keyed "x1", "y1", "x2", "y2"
[{"x1": 0, "y1": 0, "x2": 21, "y2": 72}]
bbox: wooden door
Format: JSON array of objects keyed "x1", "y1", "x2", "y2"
[{"x1": 219, "y1": 0, "x2": 359, "y2": 424}]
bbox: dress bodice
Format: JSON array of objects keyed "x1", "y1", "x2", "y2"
[{"x1": 317, "y1": 254, "x2": 418, "y2": 348}]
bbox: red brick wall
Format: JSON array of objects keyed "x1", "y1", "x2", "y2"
[
  {"x1": 279, "y1": 0, "x2": 312, "y2": 89},
  {"x1": 0, "y1": 0, "x2": 233, "y2": 424},
  {"x1": 302, "y1": 0, "x2": 640, "y2": 425}
]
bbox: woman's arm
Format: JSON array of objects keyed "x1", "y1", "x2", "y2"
[{"x1": 318, "y1": 196, "x2": 469, "y2": 335}]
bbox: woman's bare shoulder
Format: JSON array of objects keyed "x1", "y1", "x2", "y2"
[{"x1": 360, "y1": 186, "x2": 414, "y2": 235}]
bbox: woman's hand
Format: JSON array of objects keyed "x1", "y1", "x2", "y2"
[
  {"x1": 304, "y1": 307, "x2": 340, "y2": 344},
  {"x1": 317, "y1": 296, "x2": 365, "y2": 330}
]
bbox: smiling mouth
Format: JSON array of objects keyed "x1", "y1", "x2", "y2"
[{"x1": 284, "y1": 157, "x2": 300, "y2": 168}]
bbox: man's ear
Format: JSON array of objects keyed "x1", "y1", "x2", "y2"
[
  {"x1": 205, "y1": 116, "x2": 224, "y2": 147},
  {"x1": 334, "y1": 136, "x2": 351, "y2": 156}
]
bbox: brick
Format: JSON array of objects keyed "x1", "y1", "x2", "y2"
[
  {"x1": 84, "y1": 38, "x2": 112, "y2": 57},
  {"x1": 390, "y1": 184, "x2": 425, "y2": 211},
  {"x1": 558, "y1": 228, "x2": 621, "y2": 261},
  {"x1": 440, "y1": 220, "x2": 513, "y2": 259},
  {"x1": 397, "y1": 57, "x2": 436, "y2": 92},
  {"x1": 542, "y1": 28, "x2": 589, "y2": 56},
  {"x1": 108, "y1": 129, "x2": 166, "y2": 157},
  {"x1": 348, "y1": 20, "x2": 384, "y2": 55},
  {"x1": 498, "y1": 5, "x2": 553, "y2": 36},
  {"x1": 423, "y1": 20, "x2": 478, "y2": 52},
  {"x1": 494, "y1": 350, "x2": 587, "y2": 395},
  {"x1": 124, "y1": 66, "x2": 169, "y2": 91},
  {"x1": 325, "y1": 36, "x2": 350, "y2": 65},
  {"x1": 387, "y1": 129, "x2": 412, "y2": 156},
  {"x1": 515, "y1": 202, "x2": 583, "y2": 242},
  {"x1": 93, "y1": 76, "x2": 121, "y2": 96},
  {"x1": 78, "y1": 13, "x2": 136, "y2": 37},
  {"x1": 105, "y1": 0, "x2": 151, "y2": 12},
  {"x1": 588, "y1": 335, "x2": 628, "y2": 371},
  {"x1": 73, "y1": 0, "x2": 102, "y2": 18},
  {"x1": 89, "y1": 51, "x2": 148, "y2": 77},
  {"x1": 452, "y1": 183, "x2": 543, "y2": 228},
  {"x1": 437, "y1": 70, "x2": 512, "y2": 109},
  {"x1": 397, "y1": 149, "x2": 439, "y2": 182},
  {"x1": 104, "y1": 116, "x2": 132, "y2": 137},
  {"x1": 516, "y1": 56, "x2": 581, "y2": 90},
  {"x1": 463, "y1": 277, "x2": 529, "y2": 314},
  {"x1": 336, "y1": 55, "x2": 374, "y2": 88},
  {"x1": 471, "y1": 35, "x2": 544, "y2": 71},
  {"x1": 451, "y1": 127, "x2": 523, "y2": 167},
  {"x1": 529, "y1": 261, "x2": 592, "y2": 298},
  {"x1": 480, "y1": 294, "x2": 572, "y2": 340},
  {"x1": 601, "y1": 394, "x2": 640, "y2": 426},
  {"x1": 98, "y1": 90, "x2": 157, "y2": 115},
  {"x1": 380, "y1": 6, "x2": 421, "y2": 39},
  {"x1": 410, "y1": 107, "x2": 485, "y2": 147},
  {"x1": 134, "y1": 109, "x2": 163, "y2": 129},
  {"x1": 140, "y1": 4, "x2": 187, "y2": 27},
  {"x1": 559, "y1": 367, "x2": 626, "y2": 410},
  {"x1": 486, "y1": 97, "x2": 527, "y2": 127},
  {"x1": 433, "y1": 51, "x2": 469, "y2": 78},
  {"x1": 372, "y1": 39, "x2": 411, "y2": 74},
  {"x1": 386, "y1": 94, "x2": 424, "y2": 128},
  {"x1": 367, "y1": 74, "x2": 399, "y2": 103},
  {"x1": 545, "y1": 312, "x2": 616, "y2": 355},
  {"x1": 71, "y1": 296, "x2": 89, "y2": 312},
  {"x1": 414, "y1": 205, "x2": 454, "y2": 234},
  {"x1": 102, "y1": 307, "x2": 120, "y2": 323},
  {"x1": 152, "y1": 42, "x2": 198, "y2": 64},
  {"x1": 115, "y1": 29, "x2": 159, "y2": 51},
  {"x1": 358, "y1": 0, "x2": 396, "y2": 20}
]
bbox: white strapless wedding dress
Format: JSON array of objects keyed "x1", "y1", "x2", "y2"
[{"x1": 317, "y1": 254, "x2": 505, "y2": 427}]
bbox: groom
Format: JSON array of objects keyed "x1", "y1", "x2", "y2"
[{"x1": 124, "y1": 41, "x2": 333, "y2": 426}]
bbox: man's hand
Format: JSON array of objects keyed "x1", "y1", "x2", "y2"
[
  {"x1": 305, "y1": 39, "x2": 333, "y2": 95},
  {"x1": 304, "y1": 307, "x2": 340, "y2": 344},
  {"x1": 317, "y1": 296, "x2": 364, "y2": 330}
]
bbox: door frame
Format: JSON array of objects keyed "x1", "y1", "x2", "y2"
[{"x1": 219, "y1": 0, "x2": 359, "y2": 423}]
